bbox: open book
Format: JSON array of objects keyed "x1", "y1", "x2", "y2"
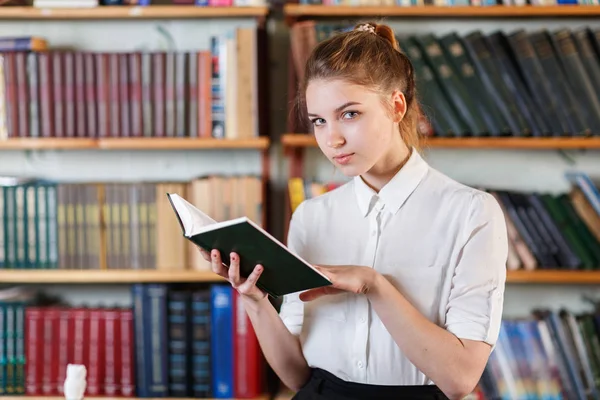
[{"x1": 166, "y1": 193, "x2": 332, "y2": 298}]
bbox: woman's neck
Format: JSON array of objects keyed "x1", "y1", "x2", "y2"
[{"x1": 361, "y1": 145, "x2": 412, "y2": 193}]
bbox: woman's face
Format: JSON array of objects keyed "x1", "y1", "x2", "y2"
[{"x1": 305, "y1": 78, "x2": 405, "y2": 178}]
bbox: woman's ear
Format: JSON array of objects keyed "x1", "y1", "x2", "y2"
[{"x1": 391, "y1": 90, "x2": 407, "y2": 123}]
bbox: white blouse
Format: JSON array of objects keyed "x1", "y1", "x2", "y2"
[{"x1": 279, "y1": 148, "x2": 508, "y2": 386}]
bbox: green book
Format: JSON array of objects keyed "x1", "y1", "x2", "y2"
[{"x1": 166, "y1": 193, "x2": 331, "y2": 298}]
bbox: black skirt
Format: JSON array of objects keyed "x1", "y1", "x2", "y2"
[{"x1": 291, "y1": 368, "x2": 450, "y2": 400}]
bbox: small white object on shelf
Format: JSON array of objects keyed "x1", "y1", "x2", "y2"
[{"x1": 63, "y1": 364, "x2": 87, "y2": 400}]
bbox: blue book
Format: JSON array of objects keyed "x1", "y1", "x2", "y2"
[
  {"x1": 145, "y1": 284, "x2": 168, "y2": 397},
  {"x1": 132, "y1": 284, "x2": 149, "y2": 398},
  {"x1": 210, "y1": 285, "x2": 233, "y2": 398}
]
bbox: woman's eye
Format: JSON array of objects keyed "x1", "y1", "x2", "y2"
[
  {"x1": 311, "y1": 118, "x2": 325, "y2": 126},
  {"x1": 342, "y1": 111, "x2": 358, "y2": 120}
]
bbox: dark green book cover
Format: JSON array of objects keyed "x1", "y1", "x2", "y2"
[{"x1": 167, "y1": 193, "x2": 331, "y2": 298}]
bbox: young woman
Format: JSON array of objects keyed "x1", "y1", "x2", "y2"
[{"x1": 200, "y1": 22, "x2": 508, "y2": 400}]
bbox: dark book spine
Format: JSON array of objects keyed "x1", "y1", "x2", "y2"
[
  {"x1": 132, "y1": 284, "x2": 148, "y2": 397},
  {"x1": 485, "y1": 32, "x2": 549, "y2": 137},
  {"x1": 551, "y1": 29, "x2": 600, "y2": 136},
  {"x1": 506, "y1": 30, "x2": 571, "y2": 136},
  {"x1": 168, "y1": 290, "x2": 192, "y2": 397},
  {"x1": 146, "y1": 284, "x2": 168, "y2": 396},
  {"x1": 529, "y1": 31, "x2": 588, "y2": 137},
  {"x1": 192, "y1": 289, "x2": 211, "y2": 398}
]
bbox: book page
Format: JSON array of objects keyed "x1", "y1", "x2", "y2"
[{"x1": 169, "y1": 193, "x2": 217, "y2": 236}]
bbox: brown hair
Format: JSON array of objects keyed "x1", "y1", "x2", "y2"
[{"x1": 295, "y1": 21, "x2": 421, "y2": 150}]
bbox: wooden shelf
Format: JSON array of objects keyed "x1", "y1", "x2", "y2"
[
  {"x1": 0, "y1": 5, "x2": 269, "y2": 20},
  {"x1": 2, "y1": 268, "x2": 598, "y2": 285},
  {"x1": 506, "y1": 270, "x2": 600, "y2": 284},
  {"x1": 0, "y1": 269, "x2": 227, "y2": 284},
  {"x1": 284, "y1": 4, "x2": 600, "y2": 18},
  {"x1": 0, "y1": 137, "x2": 270, "y2": 150},
  {"x1": 281, "y1": 133, "x2": 600, "y2": 150}
]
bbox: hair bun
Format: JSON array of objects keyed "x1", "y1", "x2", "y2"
[
  {"x1": 374, "y1": 23, "x2": 400, "y2": 52},
  {"x1": 353, "y1": 22, "x2": 400, "y2": 52}
]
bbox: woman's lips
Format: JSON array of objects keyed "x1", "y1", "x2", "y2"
[{"x1": 333, "y1": 153, "x2": 354, "y2": 165}]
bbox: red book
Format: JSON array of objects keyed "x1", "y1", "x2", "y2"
[
  {"x1": 25, "y1": 308, "x2": 44, "y2": 396},
  {"x1": 87, "y1": 308, "x2": 105, "y2": 396},
  {"x1": 41, "y1": 307, "x2": 60, "y2": 395},
  {"x1": 119, "y1": 309, "x2": 135, "y2": 397},
  {"x1": 56, "y1": 308, "x2": 74, "y2": 395},
  {"x1": 103, "y1": 309, "x2": 120, "y2": 396},
  {"x1": 71, "y1": 308, "x2": 89, "y2": 369},
  {"x1": 233, "y1": 291, "x2": 263, "y2": 398}
]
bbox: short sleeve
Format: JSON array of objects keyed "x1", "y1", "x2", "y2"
[
  {"x1": 278, "y1": 201, "x2": 307, "y2": 336},
  {"x1": 445, "y1": 192, "x2": 508, "y2": 347}
]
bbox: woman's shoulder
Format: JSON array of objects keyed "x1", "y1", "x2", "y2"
[{"x1": 423, "y1": 168, "x2": 504, "y2": 221}]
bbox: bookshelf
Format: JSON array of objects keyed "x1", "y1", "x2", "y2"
[
  {"x1": 0, "y1": 5, "x2": 269, "y2": 20},
  {"x1": 0, "y1": 137, "x2": 270, "y2": 150},
  {"x1": 0, "y1": 6, "x2": 277, "y2": 400}
]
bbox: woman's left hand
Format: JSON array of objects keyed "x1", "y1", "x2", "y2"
[{"x1": 299, "y1": 265, "x2": 381, "y2": 302}]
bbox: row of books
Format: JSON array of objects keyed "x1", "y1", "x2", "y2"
[
  {"x1": 0, "y1": 283, "x2": 263, "y2": 398},
  {"x1": 290, "y1": 23, "x2": 600, "y2": 138},
  {"x1": 287, "y1": 171, "x2": 600, "y2": 270},
  {"x1": 479, "y1": 308, "x2": 600, "y2": 400},
  {"x1": 0, "y1": 27, "x2": 258, "y2": 140},
  {"x1": 0, "y1": 175, "x2": 263, "y2": 270}
]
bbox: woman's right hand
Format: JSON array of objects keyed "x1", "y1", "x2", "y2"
[{"x1": 199, "y1": 248, "x2": 267, "y2": 303}]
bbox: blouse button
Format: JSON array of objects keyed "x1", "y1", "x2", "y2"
[{"x1": 357, "y1": 361, "x2": 364, "y2": 369}]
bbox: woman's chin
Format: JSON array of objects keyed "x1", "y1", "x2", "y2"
[{"x1": 334, "y1": 163, "x2": 366, "y2": 177}]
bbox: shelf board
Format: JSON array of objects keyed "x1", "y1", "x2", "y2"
[
  {"x1": 0, "y1": 5, "x2": 269, "y2": 20},
  {"x1": 2, "y1": 268, "x2": 598, "y2": 285},
  {"x1": 284, "y1": 4, "x2": 600, "y2": 18},
  {"x1": 281, "y1": 133, "x2": 600, "y2": 149},
  {"x1": 0, "y1": 137, "x2": 270, "y2": 150},
  {"x1": 506, "y1": 270, "x2": 600, "y2": 284},
  {"x1": 0, "y1": 269, "x2": 227, "y2": 284}
]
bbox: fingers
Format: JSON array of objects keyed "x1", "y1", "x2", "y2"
[
  {"x1": 299, "y1": 286, "x2": 344, "y2": 302},
  {"x1": 237, "y1": 264, "x2": 264, "y2": 294},
  {"x1": 228, "y1": 252, "x2": 242, "y2": 288},
  {"x1": 210, "y1": 249, "x2": 228, "y2": 278}
]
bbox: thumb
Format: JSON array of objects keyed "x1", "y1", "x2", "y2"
[{"x1": 299, "y1": 286, "x2": 343, "y2": 302}]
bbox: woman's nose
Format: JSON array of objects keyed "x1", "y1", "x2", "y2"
[{"x1": 326, "y1": 126, "x2": 346, "y2": 148}]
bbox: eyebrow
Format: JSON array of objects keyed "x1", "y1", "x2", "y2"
[{"x1": 307, "y1": 101, "x2": 362, "y2": 117}]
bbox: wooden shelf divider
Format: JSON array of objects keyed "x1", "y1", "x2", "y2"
[
  {"x1": 506, "y1": 270, "x2": 600, "y2": 284},
  {"x1": 284, "y1": 4, "x2": 600, "y2": 18},
  {"x1": 1, "y1": 268, "x2": 598, "y2": 285},
  {"x1": 0, "y1": 5, "x2": 269, "y2": 20},
  {"x1": 281, "y1": 133, "x2": 600, "y2": 150},
  {"x1": 0, "y1": 269, "x2": 227, "y2": 284},
  {"x1": 0, "y1": 137, "x2": 270, "y2": 150}
]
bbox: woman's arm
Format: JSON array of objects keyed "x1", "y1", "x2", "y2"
[
  {"x1": 241, "y1": 296, "x2": 311, "y2": 391},
  {"x1": 367, "y1": 275, "x2": 491, "y2": 400},
  {"x1": 205, "y1": 249, "x2": 311, "y2": 392}
]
